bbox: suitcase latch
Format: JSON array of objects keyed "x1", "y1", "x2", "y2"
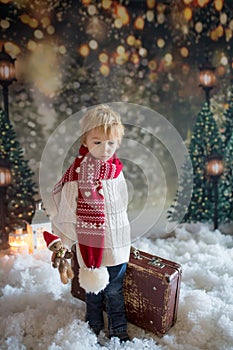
[
  {"x1": 148, "y1": 257, "x2": 165, "y2": 269},
  {"x1": 132, "y1": 249, "x2": 142, "y2": 260}
]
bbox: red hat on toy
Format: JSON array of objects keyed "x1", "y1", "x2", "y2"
[{"x1": 43, "y1": 231, "x2": 61, "y2": 249}]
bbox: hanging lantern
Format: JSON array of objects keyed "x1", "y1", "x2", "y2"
[
  {"x1": 0, "y1": 45, "x2": 16, "y2": 86},
  {"x1": 205, "y1": 154, "x2": 224, "y2": 178},
  {"x1": 27, "y1": 202, "x2": 51, "y2": 253},
  {"x1": 198, "y1": 59, "x2": 216, "y2": 106},
  {"x1": 0, "y1": 45, "x2": 17, "y2": 121},
  {"x1": 9, "y1": 226, "x2": 29, "y2": 254},
  {"x1": 199, "y1": 58, "x2": 216, "y2": 88},
  {"x1": 199, "y1": 68, "x2": 216, "y2": 88},
  {"x1": 0, "y1": 160, "x2": 11, "y2": 187}
]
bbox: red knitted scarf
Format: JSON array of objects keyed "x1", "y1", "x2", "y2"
[{"x1": 53, "y1": 145, "x2": 123, "y2": 269}]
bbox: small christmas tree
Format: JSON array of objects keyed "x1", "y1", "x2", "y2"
[
  {"x1": 218, "y1": 132, "x2": 233, "y2": 224},
  {"x1": 221, "y1": 89, "x2": 233, "y2": 148},
  {"x1": 0, "y1": 109, "x2": 37, "y2": 235},
  {"x1": 11, "y1": 82, "x2": 47, "y2": 179},
  {"x1": 167, "y1": 154, "x2": 193, "y2": 223},
  {"x1": 168, "y1": 102, "x2": 223, "y2": 224}
]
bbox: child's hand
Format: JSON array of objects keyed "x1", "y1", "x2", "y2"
[{"x1": 64, "y1": 250, "x2": 73, "y2": 259}]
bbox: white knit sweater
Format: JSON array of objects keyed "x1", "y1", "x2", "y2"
[{"x1": 52, "y1": 171, "x2": 131, "y2": 268}]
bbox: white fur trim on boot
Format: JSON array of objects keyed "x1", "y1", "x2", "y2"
[{"x1": 79, "y1": 266, "x2": 109, "y2": 294}]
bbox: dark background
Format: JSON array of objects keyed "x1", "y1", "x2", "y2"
[{"x1": 0, "y1": 0, "x2": 232, "y2": 182}]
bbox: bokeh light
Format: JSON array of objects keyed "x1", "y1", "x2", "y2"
[{"x1": 79, "y1": 44, "x2": 90, "y2": 57}]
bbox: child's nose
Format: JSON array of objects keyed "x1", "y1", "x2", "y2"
[{"x1": 102, "y1": 142, "x2": 110, "y2": 153}]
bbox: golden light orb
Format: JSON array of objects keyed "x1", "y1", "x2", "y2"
[
  {"x1": 79, "y1": 44, "x2": 90, "y2": 57},
  {"x1": 115, "y1": 5, "x2": 130, "y2": 26},
  {"x1": 157, "y1": 38, "x2": 165, "y2": 48},
  {"x1": 117, "y1": 45, "x2": 125, "y2": 55},
  {"x1": 148, "y1": 59, "x2": 157, "y2": 71},
  {"x1": 131, "y1": 52, "x2": 140, "y2": 65},
  {"x1": 184, "y1": 7, "x2": 192, "y2": 21},
  {"x1": 126, "y1": 35, "x2": 135, "y2": 46},
  {"x1": 27, "y1": 40, "x2": 37, "y2": 51},
  {"x1": 114, "y1": 18, "x2": 123, "y2": 29},
  {"x1": 197, "y1": 0, "x2": 210, "y2": 7},
  {"x1": 146, "y1": 11, "x2": 154, "y2": 22},
  {"x1": 47, "y1": 25, "x2": 55, "y2": 35},
  {"x1": 135, "y1": 39, "x2": 142, "y2": 48},
  {"x1": 4, "y1": 42, "x2": 21, "y2": 56},
  {"x1": 180, "y1": 47, "x2": 189, "y2": 58},
  {"x1": 134, "y1": 16, "x2": 145, "y2": 30},
  {"x1": 214, "y1": 0, "x2": 223, "y2": 11},
  {"x1": 87, "y1": 5, "x2": 97, "y2": 16},
  {"x1": 59, "y1": 45, "x2": 66, "y2": 55},
  {"x1": 29, "y1": 18, "x2": 38, "y2": 28},
  {"x1": 100, "y1": 64, "x2": 110, "y2": 76},
  {"x1": 1, "y1": 19, "x2": 10, "y2": 29},
  {"x1": 20, "y1": 14, "x2": 30, "y2": 24},
  {"x1": 195, "y1": 22, "x2": 203, "y2": 33},
  {"x1": 164, "y1": 53, "x2": 173, "y2": 65},
  {"x1": 210, "y1": 29, "x2": 218, "y2": 41},
  {"x1": 102, "y1": 0, "x2": 112, "y2": 10},
  {"x1": 34, "y1": 30, "x2": 43, "y2": 39},
  {"x1": 99, "y1": 52, "x2": 109, "y2": 63},
  {"x1": 41, "y1": 17, "x2": 51, "y2": 28},
  {"x1": 146, "y1": 0, "x2": 155, "y2": 8},
  {"x1": 216, "y1": 25, "x2": 224, "y2": 38}
]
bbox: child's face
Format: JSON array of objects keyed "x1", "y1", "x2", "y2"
[{"x1": 84, "y1": 128, "x2": 118, "y2": 161}]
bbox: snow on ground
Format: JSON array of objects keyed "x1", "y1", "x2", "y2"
[{"x1": 0, "y1": 224, "x2": 233, "y2": 350}]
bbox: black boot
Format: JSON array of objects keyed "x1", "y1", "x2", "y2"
[{"x1": 109, "y1": 329, "x2": 130, "y2": 343}]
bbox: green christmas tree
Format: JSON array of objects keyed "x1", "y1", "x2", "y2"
[
  {"x1": 221, "y1": 89, "x2": 233, "y2": 148},
  {"x1": 167, "y1": 154, "x2": 193, "y2": 223},
  {"x1": 168, "y1": 102, "x2": 223, "y2": 224},
  {"x1": 0, "y1": 109, "x2": 37, "y2": 234},
  {"x1": 218, "y1": 132, "x2": 233, "y2": 224},
  {"x1": 11, "y1": 82, "x2": 47, "y2": 179}
]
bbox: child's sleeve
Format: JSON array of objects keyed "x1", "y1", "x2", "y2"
[{"x1": 51, "y1": 181, "x2": 78, "y2": 249}]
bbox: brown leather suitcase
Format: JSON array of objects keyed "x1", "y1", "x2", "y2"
[
  {"x1": 71, "y1": 245, "x2": 182, "y2": 336},
  {"x1": 71, "y1": 244, "x2": 86, "y2": 301},
  {"x1": 124, "y1": 248, "x2": 182, "y2": 336}
]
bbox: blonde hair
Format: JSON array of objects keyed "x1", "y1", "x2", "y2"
[{"x1": 80, "y1": 104, "x2": 125, "y2": 145}]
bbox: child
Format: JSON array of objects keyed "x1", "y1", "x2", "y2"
[{"x1": 51, "y1": 104, "x2": 131, "y2": 342}]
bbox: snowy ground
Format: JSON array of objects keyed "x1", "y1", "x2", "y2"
[{"x1": 0, "y1": 224, "x2": 233, "y2": 350}]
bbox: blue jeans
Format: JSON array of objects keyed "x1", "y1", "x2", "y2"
[{"x1": 85, "y1": 263, "x2": 127, "y2": 336}]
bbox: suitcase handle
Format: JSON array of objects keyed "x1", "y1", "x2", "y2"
[
  {"x1": 131, "y1": 247, "x2": 165, "y2": 269},
  {"x1": 149, "y1": 257, "x2": 165, "y2": 269}
]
